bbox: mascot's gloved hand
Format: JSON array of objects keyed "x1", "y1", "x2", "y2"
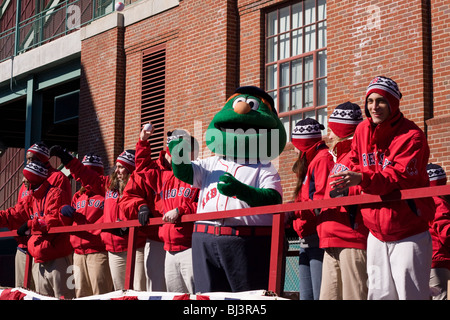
[
  {"x1": 49, "y1": 145, "x2": 73, "y2": 165},
  {"x1": 217, "y1": 172, "x2": 282, "y2": 207},
  {"x1": 169, "y1": 138, "x2": 194, "y2": 185},
  {"x1": 217, "y1": 172, "x2": 245, "y2": 198}
]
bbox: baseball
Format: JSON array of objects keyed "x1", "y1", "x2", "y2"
[
  {"x1": 115, "y1": 2, "x2": 125, "y2": 11},
  {"x1": 143, "y1": 123, "x2": 153, "y2": 131}
]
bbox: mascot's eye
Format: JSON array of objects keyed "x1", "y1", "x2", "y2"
[
  {"x1": 232, "y1": 97, "x2": 247, "y2": 109},
  {"x1": 246, "y1": 98, "x2": 260, "y2": 111}
]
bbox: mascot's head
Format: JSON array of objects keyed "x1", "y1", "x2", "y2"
[{"x1": 206, "y1": 86, "x2": 287, "y2": 162}]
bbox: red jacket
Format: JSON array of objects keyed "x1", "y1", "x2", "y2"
[
  {"x1": 121, "y1": 140, "x2": 198, "y2": 251},
  {"x1": 0, "y1": 181, "x2": 72, "y2": 263},
  {"x1": 293, "y1": 142, "x2": 334, "y2": 239},
  {"x1": 429, "y1": 197, "x2": 450, "y2": 270},
  {"x1": 65, "y1": 158, "x2": 146, "y2": 253},
  {"x1": 15, "y1": 166, "x2": 72, "y2": 249},
  {"x1": 349, "y1": 112, "x2": 435, "y2": 241},
  {"x1": 64, "y1": 189, "x2": 106, "y2": 255},
  {"x1": 317, "y1": 139, "x2": 369, "y2": 249}
]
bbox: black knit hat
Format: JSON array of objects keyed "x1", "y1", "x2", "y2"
[{"x1": 234, "y1": 86, "x2": 275, "y2": 113}]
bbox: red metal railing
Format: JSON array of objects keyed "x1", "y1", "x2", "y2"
[{"x1": 1, "y1": 184, "x2": 449, "y2": 296}]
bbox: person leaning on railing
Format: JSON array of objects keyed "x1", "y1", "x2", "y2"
[
  {"x1": 50, "y1": 145, "x2": 148, "y2": 292},
  {"x1": 58, "y1": 153, "x2": 114, "y2": 298},
  {"x1": 0, "y1": 161, "x2": 74, "y2": 299},
  {"x1": 330, "y1": 76, "x2": 436, "y2": 300}
]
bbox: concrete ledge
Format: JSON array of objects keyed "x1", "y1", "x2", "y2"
[
  {"x1": 122, "y1": 0, "x2": 180, "y2": 27},
  {"x1": 0, "y1": 30, "x2": 81, "y2": 85},
  {"x1": 0, "y1": 0, "x2": 180, "y2": 86}
]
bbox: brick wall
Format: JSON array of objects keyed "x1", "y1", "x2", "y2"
[
  {"x1": 427, "y1": 0, "x2": 450, "y2": 178},
  {"x1": 122, "y1": 0, "x2": 239, "y2": 160},
  {"x1": 80, "y1": 26, "x2": 125, "y2": 172}
]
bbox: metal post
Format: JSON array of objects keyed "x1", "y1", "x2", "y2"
[
  {"x1": 24, "y1": 76, "x2": 42, "y2": 152},
  {"x1": 124, "y1": 226, "x2": 137, "y2": 290},
  {"x1": 22, "y1": 251, "x2": 33, "y2": 289},
  {"x1": 14, "y1": 0, "x2": 21, "y2": 56},
  {"x1": 268, "y1": 212, "x2": 285, "y2": 296}
]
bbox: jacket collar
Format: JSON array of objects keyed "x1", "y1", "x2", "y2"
[
  {"x1": 32, "y1": 180, "x2": 51, "y2": 199},
  {"x1": 303, "y1": 140, "x2": 328, "y2": 165},
  {"x1": 367, "y1": 111, "x2": 403, "y2": 148}
]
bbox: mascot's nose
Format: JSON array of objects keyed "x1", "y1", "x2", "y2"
[{"x1": 234, "y1": 101, "x2": 251, "y2": 114}]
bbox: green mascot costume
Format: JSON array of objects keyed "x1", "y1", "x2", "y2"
[{"x1": 170, "y1": 86, "x2": 287, "y2": 292}]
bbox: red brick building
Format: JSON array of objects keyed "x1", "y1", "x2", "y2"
[{"x1": 0, "y1": 0, "x2": 449, "y2": 214}]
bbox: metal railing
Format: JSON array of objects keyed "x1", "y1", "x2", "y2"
[
  {"x1": 0, "y1": 0, "x2": 118, "y2": 63},
  {"x1": 1, "y1": 183, "x2": 449, "y2": 297}
]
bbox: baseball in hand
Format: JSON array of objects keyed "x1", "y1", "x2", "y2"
[{"x1": 143, "y1": 123, "x2": 153, "y2": 132}]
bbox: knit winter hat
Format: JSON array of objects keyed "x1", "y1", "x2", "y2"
[
  {"x1": 329, "y1": 101, "x2": 363, "y2": 138},
  {"x1": 365, "y1": 76, "x2": 402, "y2": 118},
  {"x1": 23, "y1": 161, "x2": 48, "y2": 186},
  {"x1": 82, "y1": 153, "x2": 104, "y2": 175},
  {"x1": 291, "y1": 118, "x2": 324, "y2": 152},
  {"x1": 116, "y1": 150, "x2": 135, "y2": 173},
  {"x1": 427, "y1": 163, "x2": 447, "y2": 186},
  {"x1": 27, "y1": 142, "x2": 50, "y2": 163}
]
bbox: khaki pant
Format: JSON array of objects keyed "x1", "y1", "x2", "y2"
[
  {"x1": 429, "y1": 267, "x2": 450, "y2": 300},
  {"x1": 144, "y1": 239, "x2": 166, "y2": 291},
  {"x1": 32, "y1": 255, "x2": 75, "y2": 299},
  {"x1": 15, "y1": 248, "x2": 35, "y2": 290},
  {"x1": 73, "y1": 252, "x2": 113, "y2": 298},
  {"x1": 320, "y1": 247, "x2": 368, "y2": 300},
  {"x1": 108, "y1": 248, "x2": 146, "y2": 291},
  {"x1": 165, "y1": 248, "x2": 194, "y2": 294}
]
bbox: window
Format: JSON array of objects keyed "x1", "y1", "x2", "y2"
[
  {"x1": 141, "y1": 45, "x2": 166, "y2": 159},
  {"x1": 265, "y1": 0, "x2": 327, "y2": 139}
]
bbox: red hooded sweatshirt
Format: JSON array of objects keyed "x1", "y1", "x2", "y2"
[
  {"x1": 293, "y1": 141, "x2": 334, "y2": 239},
  {"x1": 318, "y1": 139, "x2": 369, "y2": 249},
  {"x1": 349, "y1": 111, "x2": 435, "y2": 241},
  {"x1": 65, "y1": 157, "x2": 147, "y2": 253},
  {"x1": 0, "y1": 181, "x2": 72, "y2": 263},
  {"x1": 121, "y1": 139, "x2": 199, "y2": 252},
  {"x1": 429, "y1": 196, "x2": 450, "y2": 270}
]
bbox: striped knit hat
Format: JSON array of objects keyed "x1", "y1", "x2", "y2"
[
  {"x1": 116, "y1": 150, "x2": 135, "y2": 173},
  {"x1": 82, "y1": 153, "x2": 104, "y2": 175},
  {"x1": 329, "y1": 101, "x2": 363, "y2": 138},
  {"x1": 365, "y1": 76, "x2": 402, "y2": 118},
  {"x1": 291, "y1": 118, "x2": 324, "y2": 152},
  {"x1": 27, "y1": 142, "x2": 50, "y2": 163},
  {"x1": 23, "y1": 161, "x2": 48, "y2": 186},
  {"x1": 427, "y1": 163, "x2": 447, "y2": 186}
]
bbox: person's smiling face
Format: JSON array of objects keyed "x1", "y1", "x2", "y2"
[{"x1": 367, "y1": 92, "x2": 391, "y2": 124}]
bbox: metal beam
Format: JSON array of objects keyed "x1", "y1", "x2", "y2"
[{"x1": 24, "y1": 76, "x2": 42, "y2": 151}]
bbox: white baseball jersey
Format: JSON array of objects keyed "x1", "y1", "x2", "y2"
[{"x1": 191, "y1": 156, "x2": 283, "y2": 226}]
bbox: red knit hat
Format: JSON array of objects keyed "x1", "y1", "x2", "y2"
[
  {"x1": 23, "y1": 161, "x2": 48, "y2": 186},
  {"x1": 82, "y1": 153, "x2": 104, "y2": 175},
  {"x1": 116, "y1": 150, "x2": 135, "y2": 173},
  {"x1": 291, "y1": 118, "x2": 324, "y2": 152},
  {"x1": 328, "y1": 102, "x2": 363, "y2": 138},
  {"x1": 27, "y1": 142, "x2": 50, "y2": 163},
  {"x1": 365, "y1": 76, "x2": 402, "y2": 118},
  {"x1": 427, "y1": 163, "x2": 447, "y2": 186}
]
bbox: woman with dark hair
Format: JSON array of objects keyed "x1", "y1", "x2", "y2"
[{"x1": 291, "y1": 118, "x2": 334, "y2": 300}]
